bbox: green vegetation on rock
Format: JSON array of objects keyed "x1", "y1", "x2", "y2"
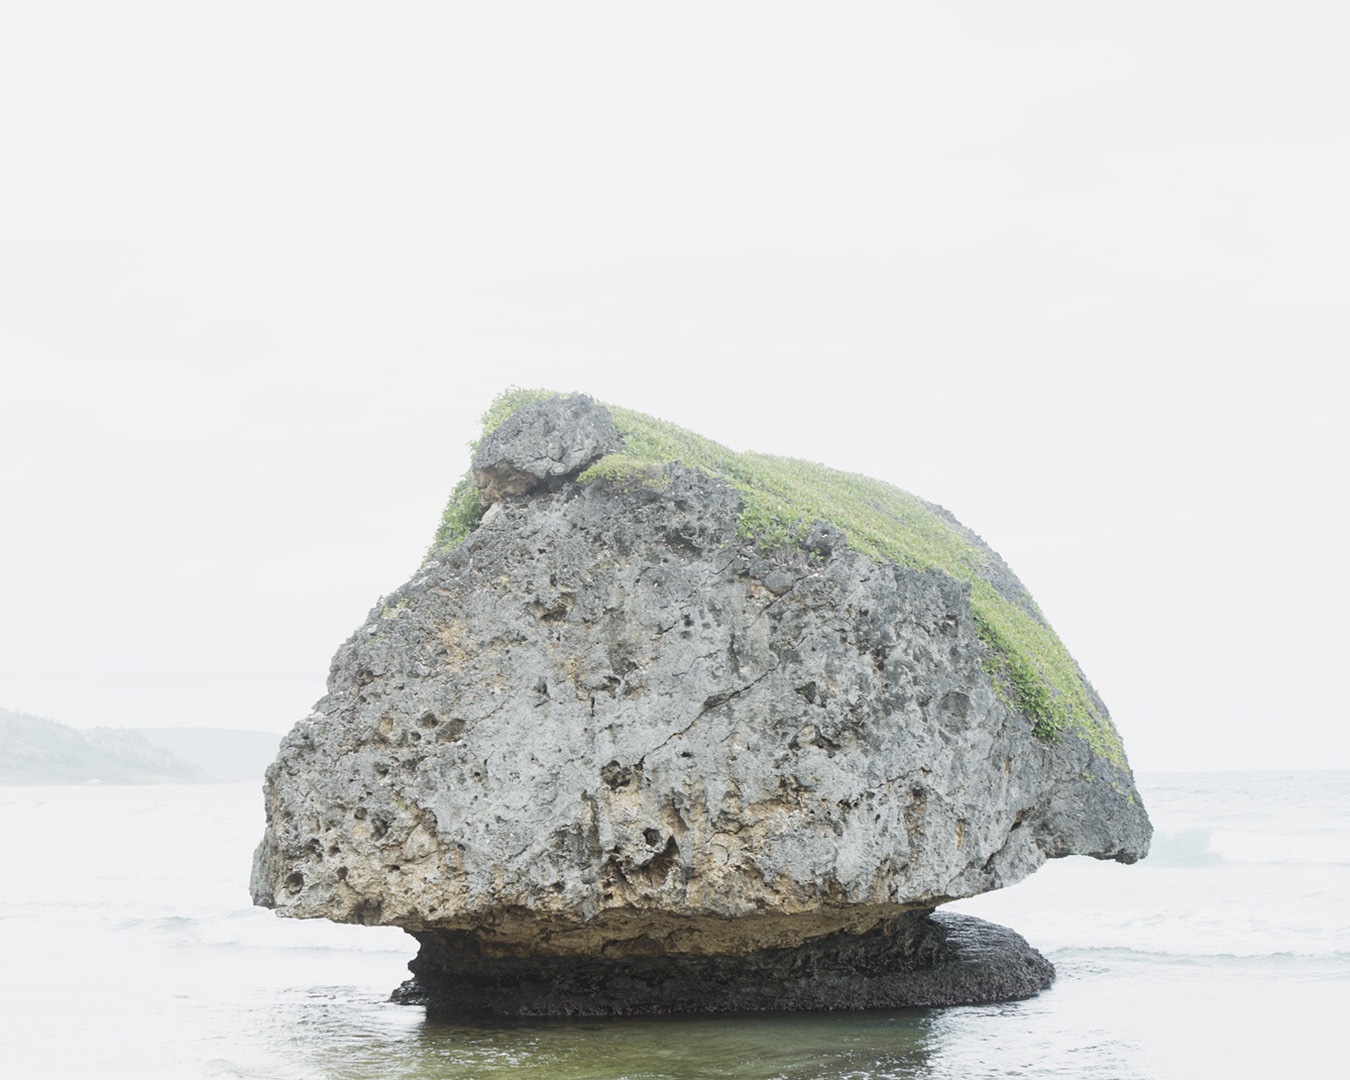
[
  {"x1": 427, "y1": 387, "x2": 554, "y2": 553},
  {"x1": 428, "y1": 389, "x2": 1126, "y2": 765}
]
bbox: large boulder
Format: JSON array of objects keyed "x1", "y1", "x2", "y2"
[{"x1": 252, "y1": 391, "x2": 1150, "y2": 1013}]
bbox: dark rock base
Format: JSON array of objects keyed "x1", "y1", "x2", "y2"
[{"x1": 392, "y1": 910, "x2": 1054, "y2": 1016}]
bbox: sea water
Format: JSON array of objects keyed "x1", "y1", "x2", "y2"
[{"x1": 0, "y1": 772, "x2": 1345, "y2": 1079}]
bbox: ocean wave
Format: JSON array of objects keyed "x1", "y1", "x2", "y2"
[
  {"x1": 111, "y1": 907, "x2": 412, "y2": 954},
  {"x1": 1143, "y1": 828, "x2": 1223, "y2": 866},
  {"x1": 1051, "y1": 945, "x2": 1350, "y2": 967},
  {"x1": 1147, "y1": 827, "x2": 1350, "y2": 866}
]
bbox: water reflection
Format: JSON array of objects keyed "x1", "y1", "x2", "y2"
[{"x1": 303, "y1": 1002, "x2": 937, "y2": 1080}]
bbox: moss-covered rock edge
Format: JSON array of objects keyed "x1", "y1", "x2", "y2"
[{"x1": 426, "y1": 388, "x2": 1127, "y2": 768}]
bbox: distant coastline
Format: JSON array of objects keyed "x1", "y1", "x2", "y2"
[{"x1": 0, "y1": 707, "x2": 279, "y2": 786}]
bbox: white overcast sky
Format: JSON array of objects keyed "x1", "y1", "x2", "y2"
[{"x1": 2, "y1": 2, "x2": 1345, "y2": 771}]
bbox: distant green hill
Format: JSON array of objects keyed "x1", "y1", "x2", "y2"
[
  {"x1": 1, "y1": 708, "x2": 282, "y2": 786},
  {"x1": 133, "y1": 727, "x2": 280, "y2": 783},
  {"x1": 0, "y1": 708, "x2": 216, "y2": 786}
]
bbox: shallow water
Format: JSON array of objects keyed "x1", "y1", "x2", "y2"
[{"x1": 1, "y1": 772, "x2": 1346, "y2": 1078}]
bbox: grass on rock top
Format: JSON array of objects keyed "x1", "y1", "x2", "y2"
[{"x1": 429, "y1": 388, "x2": 1127, "y2": 768}]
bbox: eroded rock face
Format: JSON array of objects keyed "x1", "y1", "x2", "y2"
[
  {"x1": 395, "y1": 910, "x2": 1055, "y2": 1016},
  {"x1": 252, "y1": 396, "x2": 1150, "y2": 1011}
]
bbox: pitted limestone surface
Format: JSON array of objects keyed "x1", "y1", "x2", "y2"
[{"x1": 252, "y1": 395, "x2": 1149, "y2": 983}]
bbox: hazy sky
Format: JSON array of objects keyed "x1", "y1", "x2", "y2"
[{"x1": 2, "y1": 3, "x2": 1344, "y2": 771}]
